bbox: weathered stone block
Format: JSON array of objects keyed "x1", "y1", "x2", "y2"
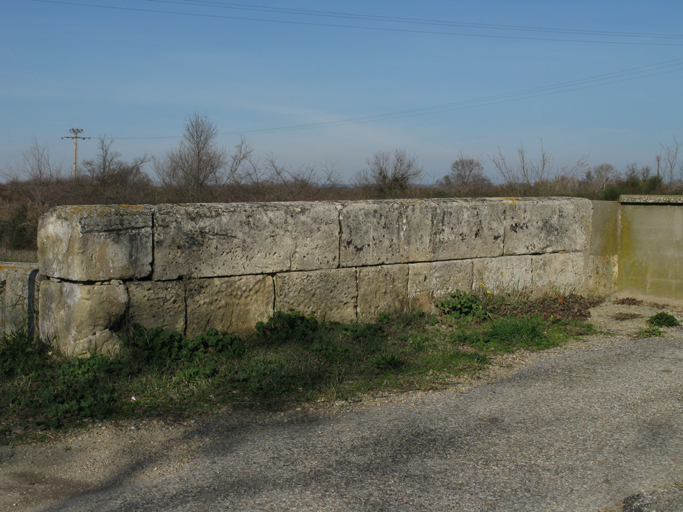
[
  {"x1": 185, "y1": 275, "x2": 274, "y2": 338},
  {"x1": 531, "y1": 252, "x2": 585, "y2": 296},
  {"x1": 408, "y1": 260, "x2": 473, "y2": 312},
  {"x1": 504, "y1": 198, "x2": 591, "y2": 255},
  {"x1": 38, "y1": 205, "x2": 153, "y2": 281},
  {"x1": 357, "y1": 265, "x2": 409, "y2": 323},
  {"x1": 430, "y1": 199, "x2": 505, "y2": 260},
  {"x1": 340, "y1": 200, "x2": 433, "y2": 267},
  {"x1": 39, "y1": 279, "x2": 128, "y2": 355},
  {"x1": 127, "y1": 281, "x2": 186, "y2": 334},
  {"x1": 154, "y1": 202, "x2": 340, "y2": 280},
  {"x1": 275, "y1": 269, "x2": 357, "y2": 323},
  {"x1": 340, "y1": 199, "x2": 505, "y2": 267},
  {"x1": 72, "y1": 330, "x2": 122, "y2": 358},
  {"x1": 472, "y1": 256, "x2": 532, "y2": 295},
  {"x1": 0, "y1": 263, "x2": 39, "y2": 335}
]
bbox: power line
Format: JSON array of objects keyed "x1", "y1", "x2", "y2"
[
  {"x1": 31, "y1": 0, "x2": 683, "y2": 46},
  {"x1": 110, "y1": 57, "x2": 683, "y2": 141},
  {"x1": 171, "y1": 0, "x2": 683, "y2": 40},
  {"x1": 4, "y1": 58, "x2": 682, "y2": 157}
]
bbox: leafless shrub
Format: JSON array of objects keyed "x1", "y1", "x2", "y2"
[
  {"x1": 236, "y1": 154, "x2": 341, "y2": 202},
  {"x1": 354, "y1": 149, "x2": 423, "y2": 194},
  {"x1": 437, "y1": 152, "x2": 491, "y2": 195},
  {"x1": 2, "y1": 138, "x2": 64, "y2": 206},
  {"x1": 583, "y1": 163, "x2": 619, "y2": 195},
  {"x1": 81, "y1": 136, "x2": 151, "y2": 202},
  {"x1": 624, "y1": 162, "x2": 652, "y2": 181}
]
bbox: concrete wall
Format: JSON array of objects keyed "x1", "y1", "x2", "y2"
[
  {"x1": 34, "y1": 198, "x2": 595, "y2": 355},
  {"x1": 617, "y1": 195, "x2": 683, "y2": 302}
]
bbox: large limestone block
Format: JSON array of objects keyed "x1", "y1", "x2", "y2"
[
  {"x1": 472, "y1": 256, "x2": 532, "y2": 295},
  {"x1": 340, "y1": 200, "x2": 434, "y2": 267},
  {"x1": 127, "y1": 281, "x2": 186, "y2": 334},
  {"x1": 38, "y1": 205, "x2": 153, "y2": 281},
  {"x1": 430, "y1": 199, "x2": 505, "y2": 260},
  {"x1": 408, "y1": 260, "x2": 473, "y2": 312},
  {"x1": 357, "y1": 265, "x2": 409, "y2": 323},
  {"x1": 185, "y1": 275, "x2": 274, "y2": 338},
  {"x1": 504, "y1": 198, "x2": 591, "y2": 255},
  {"x1": 275, "y1": 269, "x2": 357, "y2": 324},
  {"x1": 339, "y1": 199, "x2": 505, "y2": 267},
  {"x1": 39, "y1": 279, "x2": 128, "y2": 355},
  {"x1": 531, "y1": 252, "x2": 585, "y2": 297},
  {"x1": 154, "y1": 202, "x2": 341, "y2": 281},
  {"x1": 0, "y1": 263, "x2": 39, "y2": 335}
]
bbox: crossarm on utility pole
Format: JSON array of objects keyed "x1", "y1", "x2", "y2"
[{"x1": 62, "y1": 128, "x2": 91, "y2": 178}]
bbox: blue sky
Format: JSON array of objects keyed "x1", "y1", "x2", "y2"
[{"x1": 2, "y1": 0, "x2": 682, "y2": 183}]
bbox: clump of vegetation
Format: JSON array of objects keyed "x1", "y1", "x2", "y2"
[
  {"x1": 647, "y1": 312, "x2": 680, "y2": 327},
  {"x1": 635, "y1": 325, "x2": 663, "y2": 338},
  {"x1": 452, "y1": 315, "x2": 556, "y2": 352},
  {"x1": 612, "y1": 312, "x2": 641, "y2": 321},
  {"x1": 436, "y1": 290, "x2": 488, "y2": 321},
  {"x1": 1, "y1": 292, "x2": 598, "y2": 438}
]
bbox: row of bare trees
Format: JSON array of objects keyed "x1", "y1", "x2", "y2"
[{"x1": 5, "y1": 113, "x2": 683, "y2": 204}]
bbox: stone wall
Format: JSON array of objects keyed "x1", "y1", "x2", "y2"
[
  {"x1": 0, "y1": 263, "x2": 40, "y2": 337},
  {"x1": 35, "y1": 198, "x2": 595, "y2": 355}
]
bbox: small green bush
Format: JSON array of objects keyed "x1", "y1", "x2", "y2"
[
  {"x1": 372, "y1": 354, "x2": 405, "y2": 371},
  {"x1": 436, "y1": 290, "x2": 488, "y2": 321},
  {"x1": 254, "y1": 310, "x2": 321, "y2": 346},
  {"x1": 647, "y1": 312, "x2": 680, "y2": 327}
]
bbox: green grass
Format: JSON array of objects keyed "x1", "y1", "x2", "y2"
[
  {"x1": 647, "y1": 312, "x2": 680, "y2": 327},
  {"x1": 0, "y1": 293, "x2": 597, "y2": 436}
]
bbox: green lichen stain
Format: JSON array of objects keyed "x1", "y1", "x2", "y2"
[{"x1": 591, "y1": 201, "x2": 619, "y2": 257}]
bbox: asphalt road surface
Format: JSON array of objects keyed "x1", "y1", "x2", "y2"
[{"x1": 4, "y1": 334, "x2": 683, "y2": 511}]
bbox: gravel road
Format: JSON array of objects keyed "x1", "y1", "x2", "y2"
[{"x1": 2, "y1": 303, "x2": 683, "y2": 511}]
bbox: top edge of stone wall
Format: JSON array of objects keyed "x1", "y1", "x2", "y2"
[
  {"x1": 619, "y1": 194, "x2": 683, "y2": 205},
  {"x1": 36, "y1": 197, "x2": 592, "y2": 282},
  {"x1": 39, "y1": 204, "x2": 154, "y2": 231},
  {"x1": 0, "y1": 262, "x2": 38, "y2": 271}
]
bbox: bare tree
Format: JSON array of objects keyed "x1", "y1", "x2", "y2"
[
  {"x1": 438, "y1": 152, "x2": 491, "y2": 195},
  {"x1": 589, "y1": 163, "x2": 618, "y2": 192},
  {"x1": 490, "y1": 141, "x2": 587, "y2": 195},
  {"x1": 625, "y1": 162, "x2": 651, "y2": 181},
  {"x1": 659, "y1": 136, "x2": 683, "y2": 183},
  {"x1": 154, "y1": 113, "x2": 253, "y2": 202},
  {"x1": 81, "y1": 136, "x2": 150, "y2": 201},
  {"x1": 4, "y1": 138, "x2": 62, "y2": 185},
  {"x1": 354, "y1": 149, "x2": 423, "y2": 194},
  {"x1": 2, "y1": 138, "x2": 64, "y2": 206}
]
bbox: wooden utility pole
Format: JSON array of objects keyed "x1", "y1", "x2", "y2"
[{"x1": 62, "y1": 128, "x2": 90, "y2": 178}]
